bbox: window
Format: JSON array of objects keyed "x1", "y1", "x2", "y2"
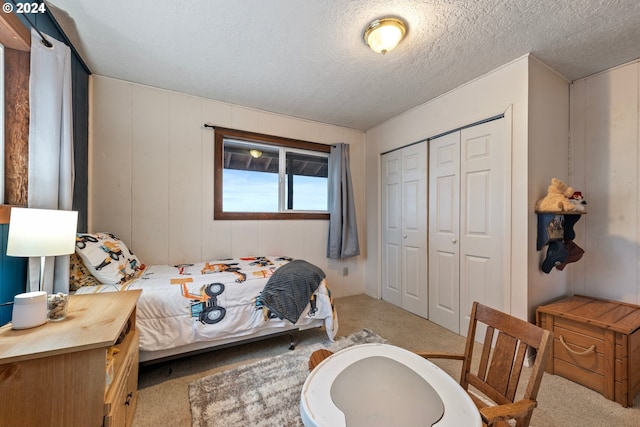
[{"x1": 214, "y1": 127, "x2": 330, "y2": 220}]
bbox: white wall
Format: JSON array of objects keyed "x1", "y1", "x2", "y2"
[
  {"x1": 365, "y1": 54, "x2": 574, "y2": 322},
  {"x1": 88, "y1": 75, "x2": 366, "y2": 298},
  {"x1": 88, "y1": 54, "x2": 640, "y2": 319},
  {"x1": 570, "y1": 59, "x2": 640, "y2": 304},
  {"x1": 527, "y1": 57, "x2": 572, "y2": 317},
  {"x1": 365, "y1": 55, "x2": 531, "y2": 319}
]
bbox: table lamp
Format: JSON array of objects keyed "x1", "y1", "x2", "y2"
[{"x1": 6, "y1": 207, "x2": 78, "y2": 329}]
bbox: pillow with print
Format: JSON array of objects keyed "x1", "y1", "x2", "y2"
[
  {"x1": 69, "y1": 252, "x2": 101, "y2": 291},
  {"x1": 75, "y1": 232, "x2": 145, "y2": 286}
]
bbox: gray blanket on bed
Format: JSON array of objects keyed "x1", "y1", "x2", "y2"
[{"x1": 257, "y1": 259, "x2": 325, "y2": 324}]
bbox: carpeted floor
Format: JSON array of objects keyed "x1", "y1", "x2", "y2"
[
  {"x1": 132, "y1": 294, "x2": 640, "y2": 427},
  {"x1": 188, "y1": 329, "x2": 387, "y2": 427}
]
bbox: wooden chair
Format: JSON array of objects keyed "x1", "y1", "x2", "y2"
[
  {"x1": 308, "y1": 348, "x2": 333, "y2": 371},
  {"x1": 416, "y1": 302, "x2": 552, "y2": 427}
]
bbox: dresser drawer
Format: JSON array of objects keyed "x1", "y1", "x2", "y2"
[{"x1": 104, "y1": 328, "x2": 139, "y2": 427}]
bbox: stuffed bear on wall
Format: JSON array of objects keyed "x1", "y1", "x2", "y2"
[{"x1": 535, "y1": 178, "x2": 577, "y2": 212}]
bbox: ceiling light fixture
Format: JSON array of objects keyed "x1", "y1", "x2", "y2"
[
  {"x1": 249, "y1": 149, "x2": 263, "y2": 158},
  {"x1": 363, "y1": 17, "x2": 407, "y2": 55}
]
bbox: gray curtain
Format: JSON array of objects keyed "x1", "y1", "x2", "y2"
[
  {"x1": 28, "y1": 29, "x2": 74, "y2": 293},
  {"x1": 327, "y1": 143, "x2": 360, "y2": 259}
]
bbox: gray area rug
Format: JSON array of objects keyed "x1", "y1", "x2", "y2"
[{"x1": 188, "y1": 329, "x2": 388, "y2": 427}]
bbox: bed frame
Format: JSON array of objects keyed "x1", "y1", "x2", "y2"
[
  {"x1": 139, "y1": 323, "x2": 323, "y2": 364},
  {"x1": 70, "y1": 251, "x2": 335, "y2": 364}
]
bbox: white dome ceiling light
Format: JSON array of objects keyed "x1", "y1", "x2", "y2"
[{"x1": 363, "y1": 17, "x2": 407, "y2": 55}]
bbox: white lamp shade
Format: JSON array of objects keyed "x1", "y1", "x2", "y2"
[{"x1": 6, "y1": 208, "x2": 78, "y2": 257}]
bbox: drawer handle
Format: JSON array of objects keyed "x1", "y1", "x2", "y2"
[{"x1": 559, "y1": 335, "x2": 596, "y2": 356}]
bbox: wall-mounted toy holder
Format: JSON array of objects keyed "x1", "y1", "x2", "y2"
[{"x1": 536, "y1": 212, "x2": 586, "y2": 273}]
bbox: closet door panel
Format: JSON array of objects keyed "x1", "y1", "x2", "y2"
[
  {"x1": 464, "y1": 171, "x2": 490, "y2": 235},
  {"x1": 429, "y1": 133, "x2": 460, "y2": 333},
  {"x1": 461, "y1": 255, "x2": 489, "y2": 317},
  {"x1": 429, "y1": 117, "x2": 506, "y2": 336},
  {"x1": 459, "y1": 119, "x2": 506, "y2": 334},
  {"x1": 403, "y1": 245, "x2": 421, "y2": 298},
  {"x1": 433, "y1": 250, "x2": 457, "y2": 314},
  {"x1": 381, "y1": 143, "x2": 428, "y2": 317},
  {"x1": 384, "y1": 243, "x2": 402, "y2": 292},
  {"x1": 401, "y1": 143, "x2": 428, "y2": 317},
  {"x1": 381, "y1": 151, "x2": 402, "y2": 306}
]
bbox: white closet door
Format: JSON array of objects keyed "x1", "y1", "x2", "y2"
[
  {"x1": 401, "y1": 143, "x2": 428, "y2": 317},
  {"x1": 381, "y1": 149, "x2": 402, "y2": 307},
  {"x1": 428, "y1": 132, "x2": 461, "y2": 333},
  {"x1": 381, "y1": 143, "x2": 428, "y2": 317},
  {"x1": 428, "y1": 118, "x2": 506, "y2": 335},
  {"x1": 459, "y1": 119, "x2": 506, "y2": 334}
]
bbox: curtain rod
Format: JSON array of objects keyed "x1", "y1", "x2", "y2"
[{"x1": 9, "y1": 0, "x2": 53, "y2": 48}]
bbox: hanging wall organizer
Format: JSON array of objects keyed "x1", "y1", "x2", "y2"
[{"x1": 536, "y1": 211, "x2": 586, "y2": 273}]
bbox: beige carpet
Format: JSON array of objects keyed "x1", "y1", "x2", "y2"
[
  {"x1": 189, "y1": 329, "x2": 387, "y2": 427},
  {"x1": 133, "y1": 294, "x2": 640, "y2": 427}
]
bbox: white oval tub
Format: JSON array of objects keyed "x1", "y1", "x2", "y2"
[{"x1": 300, "y1": 343, "x2": 481, "y2": 427}]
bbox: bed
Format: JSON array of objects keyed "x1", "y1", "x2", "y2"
[{"x1": 70, "y1": 232, "x2": 338, "y2": 362}]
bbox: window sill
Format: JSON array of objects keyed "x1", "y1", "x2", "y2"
[{"x1": 214, "y1": 211, "x2": 329, "y2": 220}]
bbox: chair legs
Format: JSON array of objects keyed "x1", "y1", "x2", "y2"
[{"x1": 308, "y1": 349, "x2": 333, "y2": 371}]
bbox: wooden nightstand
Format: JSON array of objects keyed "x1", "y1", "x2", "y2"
[{"x1": 0, "y1": 290, "x2": 141, "y2": 427}]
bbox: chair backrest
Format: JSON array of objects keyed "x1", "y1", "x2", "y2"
[{"x1": 459, "y1": 302, "x2": 552, "y2": 426}]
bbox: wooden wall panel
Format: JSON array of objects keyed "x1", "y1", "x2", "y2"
[
  {"x1": 574, "y1": 62, "x2": 640, "y2": 302},
  {"x1": 4, "y1": 47, "x2": 29, "y2": 206},
  {"x1": 168, "y1": 93, "x2": 202, "y2": 263},
  {"x1": 90, "y1": 75, "x2": 366, "y2": 298},
  {"x1": 0, "y1": 204, "x2": 10, "y2": 224},
  {"x1": 131, "y1": 84, "x2": 170, "y2": 264},
  {"x1": 88, "y1": 77, "x2": 133, "y2": 239},
  {"x1": 0, "y1": 2, "x2": 29, "y2": 51}
]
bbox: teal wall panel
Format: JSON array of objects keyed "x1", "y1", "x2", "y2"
[{"x1": 0, "y1": 224, "x2": 28, "y2": 326}]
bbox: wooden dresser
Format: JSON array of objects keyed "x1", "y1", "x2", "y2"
[
  {"x1": 0, "y1": 290, "x2": 141, "y2": 427},
  {"x1": 536, "y1": 294, "x2": 640, "y2": 407}
]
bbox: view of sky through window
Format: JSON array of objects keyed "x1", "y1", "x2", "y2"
[{"x1": 223, "y1": 170, "x2": 327, "y2": 212}]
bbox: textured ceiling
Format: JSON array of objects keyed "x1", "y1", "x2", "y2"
[{"x1": 48, "y1": 0, "x2": 640, "y2": 130}]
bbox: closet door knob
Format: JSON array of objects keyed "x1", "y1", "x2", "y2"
[
  {"x1": 403, "y1": 234, "x2": 407, "y2": 238},
  {"x1": 452, "y1": 238, "x2": 458, "y2": 244}
]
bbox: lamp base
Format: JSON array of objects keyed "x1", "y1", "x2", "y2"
[{"x1": 12, "y1": 291, "x2": 47, "y2": 329}]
